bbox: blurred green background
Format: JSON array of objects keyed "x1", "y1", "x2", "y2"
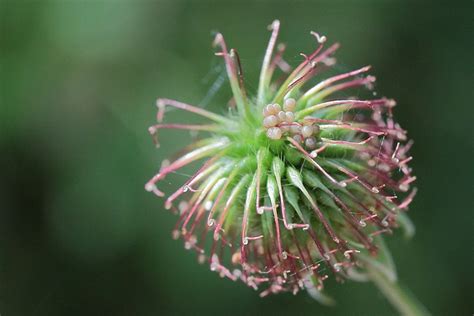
[{"x1": 1, "y1": 1, "x2": 472, "y2": 315}]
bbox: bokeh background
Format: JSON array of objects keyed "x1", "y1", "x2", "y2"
[{"x1": 1, "y1": 1, "x2": 472, "y2": 315}]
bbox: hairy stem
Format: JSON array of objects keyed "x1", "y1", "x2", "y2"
[{"x1": 366, "y1": 261, "x2": 430, "y2": 316}]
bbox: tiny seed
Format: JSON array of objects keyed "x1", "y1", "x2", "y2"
[
  {"x1": 312, "y1": 124, "x2": 320, "y2": 135},
  {"x1": 278, "y1": 111, "x2": 287, "y2": 122},
  {"x1": 305, "y1": 137, "x2": 318, "y2": 150},
  {"x1": 272, "y1": 103, "x2": 282, "y2": 113},
  {"x1": 293, "y1": 134, "x2": 303, "y2": 143},
  {"x1": 283, "y1": 98, "x2": 296, "y2": 112},
  {"x1": 263, "y1": 115, "x2": 278, "y2": 128},
  {"x1": 285, "y1": 112, "x2": 295, "y2": 122},
  {"x1": 267, "y1": 127, "x2": 282, "y2": 140},
  {"x1": 290, "y1": 125, "x2": 301, "y2": 134},
  {"x1": 301, "y1": 125, "x2": 314, "y2": 138}
]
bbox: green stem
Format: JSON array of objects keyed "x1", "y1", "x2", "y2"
[{"x1": 367, "y1": 264, "x2": 430, "y2": 316}]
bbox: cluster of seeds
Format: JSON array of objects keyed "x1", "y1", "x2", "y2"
[{"x1": 262, "y1": 98, "x2": 320, "y2": 150}]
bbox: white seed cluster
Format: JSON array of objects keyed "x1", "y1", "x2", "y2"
[{"x1": 262, "y1": 98, "x2": 320, "y2": 150}]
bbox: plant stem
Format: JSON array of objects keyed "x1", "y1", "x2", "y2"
[{"x1": 367, "y1": 264, "x2": 430, "y2": 316}]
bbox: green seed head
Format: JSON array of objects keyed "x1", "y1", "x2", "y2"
[{"x1": 146, "y1": 20, "x2": 416, "y2": 299}]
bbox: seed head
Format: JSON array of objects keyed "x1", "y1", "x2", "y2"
[{"x1": 146, "y1": 20, "x2": 416, "y2": 299}]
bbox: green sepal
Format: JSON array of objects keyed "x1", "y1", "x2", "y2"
[
  {"x1": 359, "y1": 236, "x2": 397, "y2": 282},
  {"x1": 266, "y1": 174, "x2": 278, "y2": 204},
  {"x1": 271, "y1": 156, "x2": 285, "y2": 179},
  {"x1": 397, "y1": 212, "x2": 415, "y2": 239},
  {"x1": 283, "y1": 185, "x2": 308, "y2": 224}
]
